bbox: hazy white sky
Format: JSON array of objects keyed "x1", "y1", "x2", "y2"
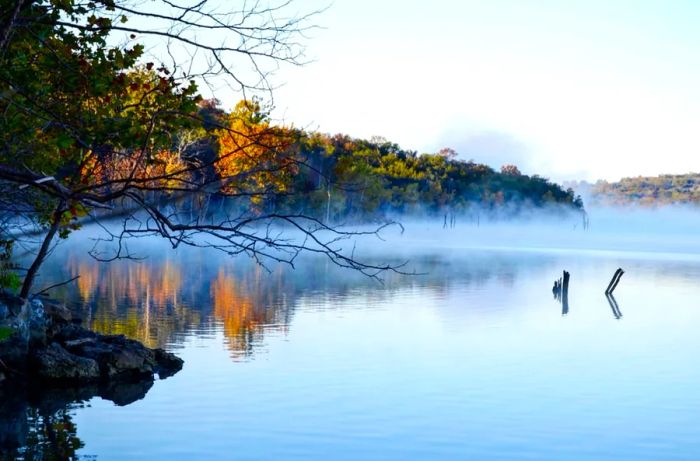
[{"x1": 230, "y1": 0, "x2": 700, "y2": 181}]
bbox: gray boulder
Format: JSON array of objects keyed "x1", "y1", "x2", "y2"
[
  {"x1": 153, "y1": 348, "x2": 184, "y2": 378},
  {"x1": 65, "y1": 334, "x2": 156, "y2": 379},
  {"x1": 42, "y1": 299, "x2": 72, "y2": 324},
  {"x1": 27, "y1": 299, "x2": 47, "y2": 347},
  {"x1": 32, "y1": 343, "x2": 100, "y2": 381}
]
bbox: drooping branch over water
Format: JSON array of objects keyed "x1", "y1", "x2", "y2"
[{"x1": 0, "y1": 0, "x2": 411, "y2": 296}]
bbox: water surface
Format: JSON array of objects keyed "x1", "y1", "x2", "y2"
[{"x1": 4, "y1": 224, "x2": 700, "y2": 460}]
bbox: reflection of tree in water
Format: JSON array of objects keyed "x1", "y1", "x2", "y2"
[
  {"x1": 45, "y1": 254, "x2": 296, "y2": 357},
  {"x1": 4, "y1": 407, "x2": 83, "y2": 461},
  {"x1": 0, "y1": 379, "x2": 155, "y2": 460},
  {"x1": 61, "y1": 255, "x2": 204, "y2": 349},
  {"x1": 36, "y1": 243, "x2": 557, "y2": 358},
  {"x1": 211, "y1": 267, "x2": 291, "y2": 359}
]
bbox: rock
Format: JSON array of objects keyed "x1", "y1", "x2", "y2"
[
  {"x1": 0, "y1": 296, "x2": 183, "y2": 387},
  {"x1": 32, "y1": 343, "x2": 100, "y2": 382},
  {"x1": 3, "y1": 298, "x2": 48, "y2": 348},
  {"x1": 41, "y1": 300, "x2": 72, "y2": 324},
  {"x1": 38, "y1": 298, "x2": 78, "y2": 344},
  {"x1": 27, "y1": 299, "x2": 47, "y2": 347},
  {"x1": 65, "y1": 334, "x2": 156, "y2": 379},
  {"x1": 153, "y1": 348, "x2": 184, "y2": 378},
  {"x1": 63, "y1": 337, "x2": 95, "y2": 348},
  {"x1": 0, "y1": 334, "x2": 27, "y2": 374},
  {"x1": 0, "y1": 292, "x2": 22, "y2": 318},
  {"x1": 52, "y1": 323, "x2": 96, "y2": 343},
  {"x1": 4, "y1": 301, "x2": 29, "y2": 345}
]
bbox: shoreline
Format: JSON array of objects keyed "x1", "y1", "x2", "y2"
[{"x1": 0, "y1": 293, "x2": 183, "y2": 388}]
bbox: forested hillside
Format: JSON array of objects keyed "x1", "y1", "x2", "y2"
[
  {"x1": 574, "y1": 174, "x2": 700, "y2": 206},
  {"x1": 194, "y1": 100, "x2": 584, "y2": 221}
]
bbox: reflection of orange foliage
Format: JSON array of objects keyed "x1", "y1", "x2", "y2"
[
  {"x1": 67, "y1": 257, "x2": 182, "y2": 310},
  {"x1": 66, "y1": 256, "x2": 188, "y2": 348},
  {"x1": 210, "y1": 268, "x2": 267, "y2": 355},
  {"x1": 154, "y1": 260, "x2": 181, "y2": 306},
  {"x1": 64, "y1": 255, "x2": 289, "y2": 355},
  {"x1": 72, "y1": 259, "x2": 99, "y2": 303}
]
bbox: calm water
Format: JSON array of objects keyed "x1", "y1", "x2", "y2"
[{"x1": 4, "y1": 222, "x2": 700, "y2": 460}]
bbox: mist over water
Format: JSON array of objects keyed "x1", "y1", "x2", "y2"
[
  {"x1": 7, "y1": 205, "x2": 700, "y2": 460},
  {"x1": 37, "y1": 202, "x2": 700, "y2": 280},
  {"x1": 366, "y1": 205, "x2": 700, "y2": 261}
]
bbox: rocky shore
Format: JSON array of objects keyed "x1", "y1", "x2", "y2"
[{"x1": 0, "y1": 292, "x2": 183, "y2": 386}]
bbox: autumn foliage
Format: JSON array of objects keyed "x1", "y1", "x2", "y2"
[
  {"x1": 79, "y1": 149, "x2": 190, "y2": 193},
  {"x1": 214, "y1": 100, "x2": 297, "y2": 201}
]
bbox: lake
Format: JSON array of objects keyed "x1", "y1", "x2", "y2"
[{"x1": 3, "y1": 218, "x2": 700, "y2": 460}]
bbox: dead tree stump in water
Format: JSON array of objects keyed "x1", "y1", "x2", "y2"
[
  {"x1": 561, "y1": 271, "x2": 570, "y2": 314},
  {"x1": 552, "y1": 271, "x2": 570, "y2": 315},
  {"x1": 605, "y1": 268, "x2": 624, "y2": 295}
]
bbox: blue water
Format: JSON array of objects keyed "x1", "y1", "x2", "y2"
[{"x1": 5, "y1": 225, "x2": 700, "y2": 460}]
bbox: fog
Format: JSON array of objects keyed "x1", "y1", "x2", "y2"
[
  {"x1": 27, "y1": 204, "x2": 700, "y2": 288},
  {"x1": 348, "y1": 205, "x2": 700, "y2": 263}
]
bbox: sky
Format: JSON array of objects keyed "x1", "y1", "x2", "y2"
[{"x1": 223, "y1": 0, "x2": 700, "y2": 182}]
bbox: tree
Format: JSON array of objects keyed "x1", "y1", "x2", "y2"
[
  {"x1": 500, "y1": 164, "x2": 522, "y2": 176},
  {"x1": 214, "y1": 99, "x2": 297, "y2": 204},
  {"x1": 0, "y1": 0, "x2": 401, "y2": 298},
  {"x1": 437, "y1": 147, "x2": 458, "y2": 159}
]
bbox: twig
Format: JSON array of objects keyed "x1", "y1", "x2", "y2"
[{"x1": 33, "y1": 275, "x2": 80, "y2": 297}]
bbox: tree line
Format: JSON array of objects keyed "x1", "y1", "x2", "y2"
[
  {"x1": 570, "y1": 174, "x2": 700, "y2": 206},
  {"x1": 196, "y1": 98, "x2": 584, "y2": 222}
]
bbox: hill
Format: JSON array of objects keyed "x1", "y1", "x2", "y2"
[{"x1": 571, "y1": 174, "x2": 700, "y2": 206}]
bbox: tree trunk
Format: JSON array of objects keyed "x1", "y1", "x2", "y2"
[
  {"x1": 19, "y1": 203, "x2": 63, "y2": 299},
  {"x1": 325, "y1": 183, "x2": 332, "y2": 224}
]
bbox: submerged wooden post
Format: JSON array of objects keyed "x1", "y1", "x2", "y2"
[
  {"x1": 609, "y1": 269, "x2": 624, "y2": 294},
  {"x1": 561, "y1": 271, "x2": 570, "y2": 311},
  {"x1": 551, "y1": 271, "x2": 570, "y2": 314},
  {"x1": 605, "y1": 268, "x2": 624, "y2": 295}
]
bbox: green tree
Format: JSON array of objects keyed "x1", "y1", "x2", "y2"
[{"x1": 0, "y1": 0, "x2": 400, "y2": 298}]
